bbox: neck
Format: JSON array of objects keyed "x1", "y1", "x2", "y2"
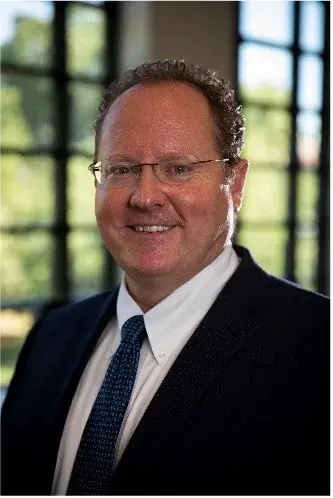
[
  {"x1": 125, "y1": 244, "x2": 230, "y2": 313},
  {"x1": 125, "y1": 273, "x2": 189, "y2": 313}
]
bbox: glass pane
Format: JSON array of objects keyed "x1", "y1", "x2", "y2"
[
  {"x1": 1, "y1": 75, "x2": 55, "y2": 148},
  {"x1": 241, "y1": 169, "x2": 288, "y2": 222},
  {"x1": 69, "y1": 231, "x2": 104, "y2": 299},
  {"x1": 295, "y1": 235, "x2": 318, "y2": 291},
  {"x1": 297, "y1": 55, "x2": 323, "y2": 111},
  {"x1": 1, "y1": 233, "x2": 54, "y2": 303},
  {"x1": 0, "y1": 309, "x2": 34, "y2": 387},
  {"x1": 239, "y1": 43, "x2": 292, "y2": 105},
  {"x1": 68, "y1": 155, "x2": 96, "y2": 225},
  {"x1": 67, "y1": 4, "x2": 106, "y2": 78},
  {"x1": 69, "y1": 82, "x2": 103, "y2": 154},
  {"x1": 243, "y1": 106, "x2": 291, "y2": 164},
  {"x1": 1, "y1": 155, "x2": 55, "y2": 225},
  {"x1": 299, "y1": 1, "x2": 325, "y2": 53},
  {"x1": 0, "y1": 1, "x2": 54, "y2": 68},
  {"x1": 296, "y1": 111, "x2": 322, "y2": 169},
  {"x1": 239, "y1": 1, "x2": 294, "y2": 46},
  {"x1": 296, "y1": 171, "x2": 319, "y2": 223},
  {"x1": 237, "y1": 227, "x2": 287, "y2": 276}
]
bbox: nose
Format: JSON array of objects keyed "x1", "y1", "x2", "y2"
[{"x1": 129, "y1": 165, "x2": 167, "y2": 210}]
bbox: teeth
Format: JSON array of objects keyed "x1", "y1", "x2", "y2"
[{"x1": 133, "y1": 226, "x2": 172, "y2": 232}]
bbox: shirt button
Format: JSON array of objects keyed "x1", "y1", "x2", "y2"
[{"x1": 157, "y1": 351, "x2": 166, "y2": 359}]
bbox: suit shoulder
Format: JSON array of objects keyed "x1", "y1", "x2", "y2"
[
  {"x1": 6, "y1": 289, "x2": 119, "y2": 390},
  {"x1": 233, "y1": 245, "x2": 329, "y2": 313},
  {"x1": 47, "y1": 289, "x2": 118, "y2": 321},
  {"x1": 265, "y1": 272, "x2": 329, "y2": 308},
  {"x1": 256, "y1": 271, "x2": 329, "y2": 334},
  {"x1": 65, "y1": 290, "x2": 114, "y2": 310}
]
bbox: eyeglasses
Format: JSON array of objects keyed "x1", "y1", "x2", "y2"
[{"x1": 88, "y1": 157, "x2": 230, "y2": 187}]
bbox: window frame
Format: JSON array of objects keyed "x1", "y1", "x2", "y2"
[
  {"x1": 1, "y1": 1, "x2": 121, "y2": 310},
  {"x1": 234, "y1": 1, "x2": 329, "y2": 295}
]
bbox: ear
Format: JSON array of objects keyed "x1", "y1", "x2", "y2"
[{"x1": 231, "y1": 159, "x2": 250, "y2": 214}]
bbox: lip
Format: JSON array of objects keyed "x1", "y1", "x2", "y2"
[
  {"x1": 126, "y1": 222, "x2": 177, "y2": 227},
  {"x1": 125, "y1": 226, "x2": 177, "y2": 235}
]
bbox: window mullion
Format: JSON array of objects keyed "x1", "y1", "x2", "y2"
[
  {"x1": 53, "y1": 1, "x2": 70, "y2": 301},
  {"x1": 317, "y1": 1, "x2": 330, "y2": 295},
  {"x1": 284, "y1": 1, "x2": 300, "y2": 283},
  {"x1": 101, "y1": 1, "x2": 121, "y2": 290}
]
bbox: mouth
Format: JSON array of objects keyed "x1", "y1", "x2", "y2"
[{"x1": 128, "y1": 225, "x2": 175, "y2": 233}]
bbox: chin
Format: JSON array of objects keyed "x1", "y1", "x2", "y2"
[{"x1": 122, "y1": 254, "x2": 180, "y2": 279}]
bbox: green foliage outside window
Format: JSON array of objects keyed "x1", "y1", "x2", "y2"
[{"x1": 1, "y1": 7, "x2": 105, "y2": 306}]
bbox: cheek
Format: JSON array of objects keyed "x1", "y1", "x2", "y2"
[
  {"x1": 177, "y1": 184, "x2": 230, "y2": 227},
  {"x1": 95, "y1": 188, "x2": 123, "y2": 228},
  {"x1": 95, "y1": 191, "x2": 109, "y2": 230}
]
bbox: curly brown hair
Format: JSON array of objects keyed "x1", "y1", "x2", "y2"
[{"x1": 93, "y1": 59, "x2": 246, "y2": 166}]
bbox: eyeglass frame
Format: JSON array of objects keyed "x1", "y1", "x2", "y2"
[{"x1": 88, "y1": 158, "x2": 231, "y2": 186}]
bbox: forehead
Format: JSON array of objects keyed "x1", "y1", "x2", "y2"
[{"x1": 99, "y1": 81, "x2": 218, "y2": 157}]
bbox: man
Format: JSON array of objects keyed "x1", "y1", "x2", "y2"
[{"x1": 1, "y1": 60, "x2": 329, "y2": 495}]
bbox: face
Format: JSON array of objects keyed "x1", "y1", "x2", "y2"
[{"x1": 95, "y1": 81, "x2": 248, "y2": 283}]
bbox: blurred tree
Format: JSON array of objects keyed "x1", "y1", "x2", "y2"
[
  {"x1": 1, "y1": 15, "x2": 51, "y2": 67},
  {"x1": 241, "y1": 86, "x2": 291, "y2": 165},
  {"x1": 1, "y1": 86, "x2": 34, "y2": 149},
  {"x1": 1, "y1": 8, "x2": 103, "y2": 304},
  {"x1": 243, "y1": 105, "x2": 291, "y2": 164},
  {"x1": 69, "y1": 82, "x2": 103, "y2": 152},
  {"x1": 240, "y1": 84, "x2": 291, "y2": 105},
  {"x1": 67, "y1": 5, "x2": 105, "y2": 78},
  {"x1": 1, "y1": 6, "x2": 104, "y2": 149}
]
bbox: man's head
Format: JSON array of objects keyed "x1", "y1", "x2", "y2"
[
  {"x1": 93, "y1": 60, "x2": 249, "y2": 288},
  {"x1": 94, "y1": 59, "x2": 245, "y2": 166}
]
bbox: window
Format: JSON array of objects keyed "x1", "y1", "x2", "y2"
[
  {"x1": 1, "y1": 1, "x2": 120, "y2": 387},
  {"x1": 235, "y1": 1, "x2": 329, "y2": 294}
]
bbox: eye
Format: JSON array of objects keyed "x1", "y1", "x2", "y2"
[
  {"x1": 108, "y1": 165, "x2": 137, "y2": 176},
  {"x1": 170, "y1": 163, "x2": 194, "y2": 175},
  {"x1": 113, "y1": 166, "x2": 131, "y2": 175},
  {"x1": 174, "y1": 165, "x2": 189, "y2": 174}
]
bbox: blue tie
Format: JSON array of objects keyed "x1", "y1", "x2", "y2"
[{"x1": 67, "y1": 315, "x2": 146, "y2": 495}]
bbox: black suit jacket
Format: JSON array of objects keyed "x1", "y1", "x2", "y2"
[{"x1": 1, "y1": 246, "x2": 329, "y2": 495}]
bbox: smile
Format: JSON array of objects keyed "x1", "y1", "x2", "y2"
[{"x1": 131, "y1": 225, "x2": 174, "y2": 232}]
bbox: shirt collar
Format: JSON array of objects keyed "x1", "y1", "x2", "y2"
[{"x1": 117, "y1": 243, "x2": 239, "y2": 365}]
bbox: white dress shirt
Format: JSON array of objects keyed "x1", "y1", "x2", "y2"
[{"x1": 52, "y1": 244, "x2": 240, "y2": 495}]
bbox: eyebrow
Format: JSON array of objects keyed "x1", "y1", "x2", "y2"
[
  {"x1": 103, "y1": 153, "x2": 199, "y2": 162},
  {"x1": 103, "y1": 154, "x2": 136, "y2": 162}
]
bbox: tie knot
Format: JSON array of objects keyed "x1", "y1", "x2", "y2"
[{"x1": 121, "y1": 315, "x2": 145, "y2": 344}]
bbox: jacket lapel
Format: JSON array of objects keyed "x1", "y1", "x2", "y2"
[
  {"x1": 110, "y1": 246, "x2": 270, "y2": 486},
  {"x1": 51, "y1": 288, "x2": 120, "y2": 417}
]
